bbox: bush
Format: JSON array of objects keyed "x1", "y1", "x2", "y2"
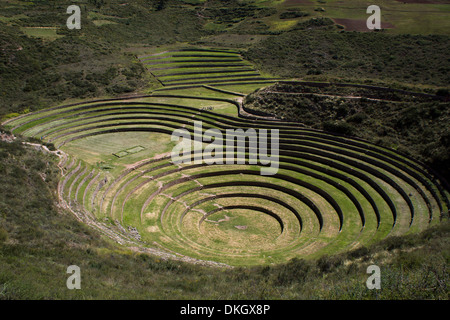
[
  {"x1": 347, "y1": 112, "x2": 367, "y2": 124},
  {"x1": 322, "y1": 120, "x2": 355, "y2": 136},
  {"x1": 107, "y1": 84, "x2": 134, "y2": 94},
  {"x1": 307, "y1": 69, "x2": 322, "y2": 75},
  {"x1": 436, "y1": 88, "x2": 449, "y2": 96},
  {"x1": 275, "y1": 258, "x2": 311, "y2": 285},
  {"x1": 317, "y1": 255, "x2": 343, "y2": 273},
  {"x1": 280, "y1": 11, "x2": 309, "y2": 20},
  {"x1": 347, "y1": 246, "x2": 370, "y2": 259},
  {"x1": 0, "y1": 227, "x2": 8, "y2": 243},
  {"x1": 382, "y1": 235, "x2": 415, "y2": 251},
  {"x1": 45, "y1": 143, "x2": 56, "y2": 151},
  {"x1": 335, "y1": 105, "x2": 349, "y2": 118},
  {"x1": 394, "y1": 251, "x2": 426, "y2": 270}
]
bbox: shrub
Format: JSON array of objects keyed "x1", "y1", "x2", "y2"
[
  {"x1": 45, "y1": 143, "x2": 56, "y2": 151},
  {"x1": 307, "y1": 69, "x2": 322, "y2": 75},
  {"x1": 335, "y1": 105, "x2": 349, "y2": 118},
  {"x1": 322, "y1": 120, "x2": 355, "y2": 135},
  {"x1": 317, "y1": 255, "x2": 343, "y2": 273},
  {"x1": 274, "y1": 258, "x2": 311, "y2": 285},
  {"x1": 436, "y1": 88, "x2": 449, "y2": 96},
  {"x1": 382, "y1": 235, "x2": 415, "y2": 251},
  {"x1": 107, "y1": 84, "x2": 134, "y2": 94},
  {"x1": 347, "y1": 112, "x2": 367, "y2": 124},
  {"x1": 280, "y1": 11, "x2": 309, "y2": 20},
  {"x1": 0, "y1": 227, "x2": 8, "y2": 243},
  {"x1": 394, "y1": 251, "x2": 426, "y2": 270},
  {"x1": 347, "y1": 246, "x2": 370, "y2": 259}
]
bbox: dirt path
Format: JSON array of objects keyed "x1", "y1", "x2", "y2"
[{"x1": 237, "y1": 97, "x2": 279, "y2": 121}]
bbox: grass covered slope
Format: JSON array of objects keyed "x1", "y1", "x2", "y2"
[{"x1": 1, "y1": 0, "x2": 449, "y2": 119}]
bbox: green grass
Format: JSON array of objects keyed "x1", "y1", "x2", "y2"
[
  {"x1": 138, "y1": 46, "x2": 276, "y2": 88},
  {"x1": 61, "y1": 132, "x2": 175, "y2": 170},
  {"x1": 19, "y1": 27, "x2": 63, "y2": 40},
  {"x1": 92, "y1": 20, "x2": 119, "y2": 27},
  {"x1": 0, "y1": 14, "x2": 27, "y2": 23}
]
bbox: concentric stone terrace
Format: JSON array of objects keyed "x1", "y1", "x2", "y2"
[
  {"x1": 4, "y1": 48, "x2": 448, "y2": 266},
  {"x1": 139, "y1": 47, "x2": 280, "y2": 88}
]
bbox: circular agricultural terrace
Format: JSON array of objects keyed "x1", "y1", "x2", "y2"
[{"x1": 4, "y1": 48, "x2": 449, "y2": 266}]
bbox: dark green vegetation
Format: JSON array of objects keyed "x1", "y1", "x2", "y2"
[
  {"x1": 0, "y1": 139, "x2": 448, "y2": 299},
  {"x1": 0, "y1": 0, "x2": 206, "y2": 117},
  {"x1": 0, "y1": 0, "x2": 449, "y2": 300},
  {"x1": 0, "y1": 23, "x2": 149, "y2": 115},
  {"x1": 244, "y1": 82, "x2": 450, "y2": 181},
  {"x1": 244, "y1": 19, "x2": 450, "y2": 88}
]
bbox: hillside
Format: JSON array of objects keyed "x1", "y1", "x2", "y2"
[{"x1": 243, "y1": 23, "x2": 450, "y2": 88}]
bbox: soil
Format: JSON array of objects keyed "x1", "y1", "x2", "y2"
[{"x1": 0, "y1": 132, "x2": 15, "y2": 143}]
